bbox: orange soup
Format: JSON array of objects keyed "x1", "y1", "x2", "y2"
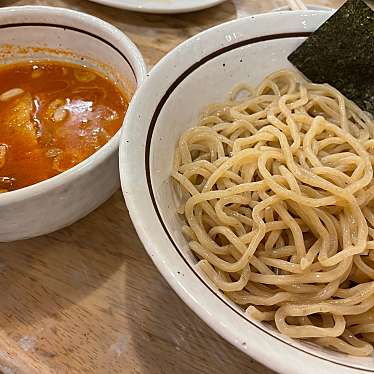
[{"x1": 0, "y1": 61, "x2": 128, "y2": 192}]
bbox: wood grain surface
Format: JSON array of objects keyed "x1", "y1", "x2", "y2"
[{"x1": 0, "y1": 0, "x2": 343, "y2": 373}]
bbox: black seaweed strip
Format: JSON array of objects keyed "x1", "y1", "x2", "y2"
[{"x1": 289, "y1": 0, "x2": 374, "y2": 114}]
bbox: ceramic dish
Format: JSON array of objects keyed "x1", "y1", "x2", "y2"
[
  {"x1": 120, "y1": 10, "x2": 374, "y2": 374},
  {"x1": 0, "y1": 6, "x2": 146, "y2": 242},
  {"x1": 87, "y1": 0, "x2": 226, "y2": 14}
]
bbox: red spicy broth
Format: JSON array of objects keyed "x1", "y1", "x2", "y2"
[{"x1": 0, "y1": 61, "x2": 128, "y2": 192}]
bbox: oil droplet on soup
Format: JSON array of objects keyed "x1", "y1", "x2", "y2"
[{"x1": 0, "y1": 61, "x2": 128, "y2": 192}]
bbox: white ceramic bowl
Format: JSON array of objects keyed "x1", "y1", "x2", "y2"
[
  {"x1": 0, "y1": 6, "x2": 146, "y2": 242},
  {"x1": 120, "y1": 10, "x2": 374, "y2": 374},
  {"x1": 88, "y1": 0, "x2": 227, "y2": 14}
]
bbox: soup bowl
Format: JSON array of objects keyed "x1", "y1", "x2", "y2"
[
  {"x1": 120, "y1": 10, "x2": 374, "y2": 374},
  {"x1": 0, "y1": 6, "x2": 146, "y2": 242}
]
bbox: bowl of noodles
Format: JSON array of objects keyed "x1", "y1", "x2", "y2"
[{"x1": 120, "y1": 10, "x2": 374, "y2": 374}]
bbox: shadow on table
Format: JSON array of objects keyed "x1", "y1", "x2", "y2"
[
  {"x1": 0, "y1": 187, "x2": 272, "y2": 373},
  {"x1": 0, "y1": 191, "x2": 137, "y2": 333},
  {"x1": 123, "y1": 248, "x2": 274, "y2": 374}
]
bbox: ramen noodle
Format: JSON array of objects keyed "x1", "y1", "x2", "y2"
[{"x1": 172, "y1": 69, "x2": 374, "y2": 356}]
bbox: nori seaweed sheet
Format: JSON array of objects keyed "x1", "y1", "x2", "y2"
[{"x1": 288, "y1": 0, "x2": 374, "y2": 114}]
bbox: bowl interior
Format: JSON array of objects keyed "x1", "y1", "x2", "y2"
[
  {"x1": 137, "y1": 18, "x2": 374, "y2": 374},
  {"x1": 0, "y1": 23, "x2": 136, "y2": 101}
]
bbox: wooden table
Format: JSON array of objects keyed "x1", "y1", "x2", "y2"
[{"x1": 0, "y1": 0, "x2": 342, "y2": 373}]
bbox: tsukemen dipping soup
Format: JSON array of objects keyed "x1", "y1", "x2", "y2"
[{"x1": 0, "y1": 61, "x2": 128, "y2": 192}]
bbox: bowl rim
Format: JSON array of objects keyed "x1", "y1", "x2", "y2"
[
  {"x1": 87, "y1": 0, "x2": 227, "y2": 14},
  {"x1": 0, "y1": 5, "x2": 147, "y2": 205},
  {"x1": 120, "y1": 10, "x2": 374, "y2": 374}
]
